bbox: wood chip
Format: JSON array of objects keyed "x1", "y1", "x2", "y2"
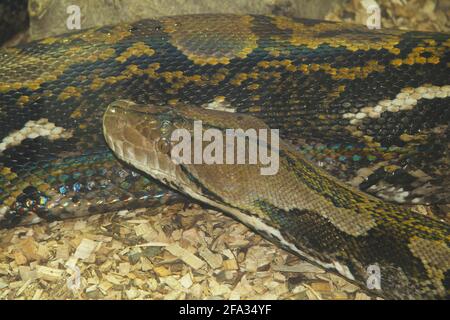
[
  {"x1": 134, "y1": 223, "x2": 154, "y2": 236},
  {"x1": 244, "y1": 246, "x2": 274, "y2": 272},
  {"x1": 341, "y1": 282, "x2": 360, "y2": 293},
  {"x1": 179, "y1": 273, "x2": 193, "y2": 289},
  {"x1": 73, "y1": 220, "x2": 87, "y2": 230},
  {"x1": 55, "y1": 244, "x2": 70, "y2": 260},
  {"x1": 198, "y1": 247, "x2": 223, "y2": 269},
  {"x1": 18, "y1": 266, "x2": 36, "y2": 281},
  {"x1": 163, "y1": 290, "x2": 182, "y2": 300},
  {"x1": 221, "y1": 249, "x2": 235, "y2": 260},
  {"x1": 135, "y1": 242, "x2": 169, "y2": 247},
  {"x1": 355, "y1": 292, "x2": 372, "y2": 300},
  {"x1": 0, "y1": 279, "x2": 8, "y2": 289},
  {"x1": 223, "y1": 258, "x2": 238, "y2": 271},
  {"x1": 17, "y1": 237, "x2": 39, "y2": 261},
  {"x1": 37, "y1": 244, "x2": 51, "y2": 260},
  {"x1": 153, "y1": 266, "x2": 171, "y2": 277},
  {"x1": 303, "y1": 284, "x2": 323, "y2": 300},
  {"x1": 209, "y1": 278, "x2": 231, "y2": 296},
  {"x1": 36, "y1": 265, "x2": 64, "y2": 282},
  {"x1": 310, "y1": 281, "x2": 333, "y2": 292},
  {"x1": 16, "y1": 279, "x2": 32, "y2": 297},
  {"x1": 125, "y1": 288, "x2": 139, "y2": 299},
  {"x1": 118, "y1": 262, "x2": 131, "y2": 275},
  {"x1": 332, "y1": 291, "x2": 348, "y2": 299},
  {"x1": 104, "y1": 274, "x2": 124, "y2": 285},
  {"x1": 164, "y1": 244, "x2": 205, "y2": 270},
  {"x1": 98, "y1": 281, "x2": 113, "y2": 292},
  {"x1": 73, "y1": 239, "x2": 98, "y2": 260},
  {"x1": 31, "y1": 289, "x2": 43, "y2": 300},
  {"x1": 140, "y1": 258, "x2": 153, "y2": 272},
  {"x1": 161, "y1": 276, "x2": 183, "y2": 291},
  {"x1": 13, "y1": 251, "x2": 28, "y2": 265},
  {"x1": 273, "y1": 262, "x2": 325, "y2": 273}
]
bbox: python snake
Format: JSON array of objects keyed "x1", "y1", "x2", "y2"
[{"x1": 0, "y1": 14, "x2": 449, "y2": 299}]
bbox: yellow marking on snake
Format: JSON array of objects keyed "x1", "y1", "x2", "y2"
[
  {"x1": 271, "y1": 16, "x2": 405, "y2": 53},
  {"x1": 162, "y1": 15, "x2": 259, "y2": 65},
  {"x1": 0, "y1": 46, "x2": 116, "y2": 93},
  {"x1": 115, "y1": 42, "x2": 155, "y2": 63}
]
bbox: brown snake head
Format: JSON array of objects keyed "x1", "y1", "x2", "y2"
[
  {"x1": 103, "y1": 99, "x2": 450, "y2": 300},
  {"x1": 103, "y1": 100, "x2": 186, "y2": 190},
  {"x1": 103, "y1": 99, "x2": 277, "y2": 192}
]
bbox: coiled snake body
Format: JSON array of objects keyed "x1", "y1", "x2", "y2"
[{"x1": 0, "y1": 14, "x2": 449, "y2": 299}]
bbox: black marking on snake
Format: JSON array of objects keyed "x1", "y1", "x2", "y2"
[{"x1": 256, "y1": 199, "x2": 442, "y2": 299}]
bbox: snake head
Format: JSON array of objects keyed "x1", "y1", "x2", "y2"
[
  {"x1": 103, "y1": 99, "x2": 281, "y2": 197},
  {"x1": 103, "y1": 99, "x2": 196, "y2": 191}
]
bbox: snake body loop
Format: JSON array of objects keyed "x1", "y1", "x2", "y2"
[
  {"x1": 0, "y1": 14, "x2": 449, "y2": 299},
  {"x1": 103, "y1": 100, "x2": 450, "y2": 300}
]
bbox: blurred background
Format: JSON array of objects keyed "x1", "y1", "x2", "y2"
[{"x1": 1, "y1": 0, "x2": 449, "y2": 47}]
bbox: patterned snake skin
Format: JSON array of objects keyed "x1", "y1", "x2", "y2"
[
  {"x1": 0, "y1": 14, "x2": 449, "y2": 298},
  {"x1": 103, "y1": 99, "x2": 450, "y2": 299}
]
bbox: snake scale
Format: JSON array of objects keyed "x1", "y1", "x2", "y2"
[{"x1": 0, "y1": 14, "x2": 449, "y2": 299}]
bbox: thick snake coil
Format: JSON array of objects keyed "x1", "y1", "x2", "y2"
[
  {"x1": 103, "y1": 100, "x2": 450, "y2": 300},
  {"x1": 0, "y1": 14, "x2": 449, "y2": 299}
]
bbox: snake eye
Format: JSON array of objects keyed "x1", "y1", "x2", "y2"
[{"x1": 157, "y1": 138, "x2": 171, "y2": 155}]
